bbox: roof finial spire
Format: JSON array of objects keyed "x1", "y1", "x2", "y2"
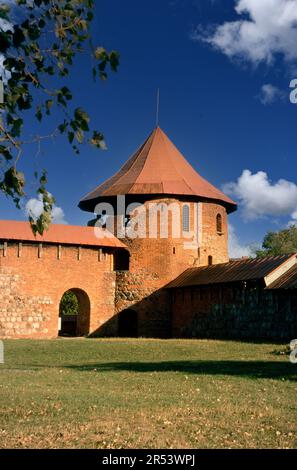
[{"x1": 156, "y1": 88, "x2": 160, "y2": 127}]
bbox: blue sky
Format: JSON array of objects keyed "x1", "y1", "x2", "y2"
[{"x1": 2, "y1": 0, "x2": 297, "y2": 256}]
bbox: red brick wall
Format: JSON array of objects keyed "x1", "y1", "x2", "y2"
[{"x1": 0, "y1": 242, "x2": 116, "y2": 339}]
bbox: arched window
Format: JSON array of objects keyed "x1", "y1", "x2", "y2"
[
  {"x1": 182, "y1": 204, "x2": 190, "y2": 232},
  {"x1": 216, "y1": 213, "x2": 222, "y2": 233},
  {"x1": 208, "y1": 255, "x2": 213, "y2": 266}
]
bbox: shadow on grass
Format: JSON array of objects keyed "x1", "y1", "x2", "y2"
[{"x1": 66, "y1": 360, "x2": 297, "y2": 381}]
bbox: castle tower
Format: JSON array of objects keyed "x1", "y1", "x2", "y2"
[{"x1": 79, "y1": 127, "x2": 237, "y2": 337}]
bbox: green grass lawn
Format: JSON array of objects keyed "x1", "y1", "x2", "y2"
[{"x1": 0, "y1": 338, "x2": 296, "y2": 449}]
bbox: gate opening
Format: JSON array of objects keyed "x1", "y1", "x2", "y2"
[
  {"x1": 59, "y1": 289, "x2": 90, "y2": 337},
  {"x1": 118, "y1": 309, "x2": 138, "y2": 337}
]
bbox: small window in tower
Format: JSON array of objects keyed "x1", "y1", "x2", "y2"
[
  {"x1": 208, "y1": 255, "x2": 213, "y2": 266},
  {"x1": 216, "y1": 213, "x2": 222, "y2": 234},
  {"x1": 182, "y1": 205, "x2": 190, "y2": 232}
]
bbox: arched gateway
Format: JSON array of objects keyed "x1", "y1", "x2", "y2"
[
  {"x1": 118, "y1": 309, "x2": 138, "y2": 337},
  {"x1": 59, "y1": 289, "x2": 90, "y2": 337}
]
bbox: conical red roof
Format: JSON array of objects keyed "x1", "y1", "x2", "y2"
[{"x1": 79, "y1": 127, "x2": 237, "y2": 213}]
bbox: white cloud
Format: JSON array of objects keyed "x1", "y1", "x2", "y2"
[
  {"x1": 258, "y1": 83, "x2": 286, "y2": 105},
  {"x1": 0, "y1": 18, "x2": 13, "y2": 32},
  {"x1": 51, "y1": 206, "x2": 67, "y2": 224},
  {"x1": 228, "y1": 223, "x2": 253, "y2": 258},
  {"x1": 288, "y1": 209, "x2": 297, "y2": 226},
  {"x1": 194, "y1": 0, "x2": 297, "y2": 66},
  {"x1": 223, "y1": 169, "x2": 297, "y2": 221},
  {"x1": 25, "y1": 195, "x2": 68, "y2": 224}
]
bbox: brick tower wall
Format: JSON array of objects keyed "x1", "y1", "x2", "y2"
[{"x1": 114, "y1": 197, "x2": 229, "y2": 336}]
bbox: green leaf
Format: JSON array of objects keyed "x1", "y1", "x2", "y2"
[
  {"x1": 58, "y1": 121, "x2": 68, "y2": 134},
  {"x1": 109, "y1": 51, "x2": 120, "y2": 71},
  {"x1": 13, "y1": 27, "x2": 25, "y2": 48},
  {"x1": 28, "y1": 25, "x2": 41, "y2": 41},
  {"x1": 0, "y1": 4, "x2": 10, "y2": 21},
  {"x1": 61, "y1": 86, "x2": 72, "y2": 100},
  {"x1": 45, "y1": 99, "x2": 53, "y2": 114},
  {"x1": 36, "y1": 106, "x2": 42, "y2": 122},
  {"x1": 94, "y1": 46, "x2": 107, "y2": 60},
  {"x1": 7, "y1": 116, "x2": 23, "y2": 137},
  {"x1": 90, "y1": 130, "x2": 106, "y2": 149},
  {"x1": 0, "y1": 145, "x2": 13, "y2": 160},
  {"x1": 100, "y1": 71, "x2": 107, "y2": 80},
  {"x1": 0, "y1": 31, "x2": 11, "y2": 53},
  {"x1": 74, "y1": 108, "x2": 90, "y2": 123},
  {"x1": 68, "y1": 131, "x2": 74, "y2": 144},
  {"x1": 75, "y1": 129, "x2": 84, "y2": 143}
]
